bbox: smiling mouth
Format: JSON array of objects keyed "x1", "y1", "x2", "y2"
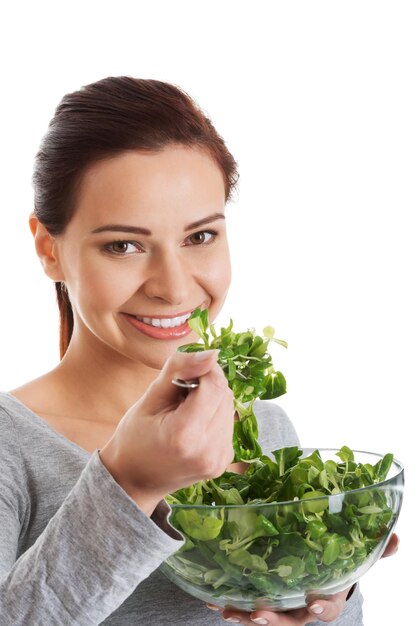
[
  {"x1": 122, "y1": 310, "x2": 197, "y2": 340},
  {"x1": 132, "y1": 311, "x2": 193, "y2": 329},
  {"x1": 124, "y1": 305, "x2": 207, "y2": 330}
]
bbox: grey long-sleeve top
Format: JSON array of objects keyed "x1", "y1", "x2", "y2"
[{"x1": 0, "y1": 391, "x2": 363, "y2": 625}]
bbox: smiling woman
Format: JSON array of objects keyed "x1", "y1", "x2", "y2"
[
  {"x1": 31, "y1": 77, "x2": 239, "y2": 360},
  {"x1": 0, "y1": 77, "x2": 364, "y2": 626},
  {"x1": 30, "y1": 146, "x2": 232, "y2": 375}
]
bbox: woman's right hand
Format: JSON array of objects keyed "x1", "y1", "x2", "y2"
[{"x1": 99, "y1": 350, "x2": 235, "y2": 514}]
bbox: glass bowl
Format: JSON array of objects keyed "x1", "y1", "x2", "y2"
[{"x1": 160, "y1": 449, "x2": 404, "y2": 612}]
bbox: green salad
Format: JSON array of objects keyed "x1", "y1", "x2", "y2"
[
  {"x1": 177, "y1": 307, "x2": 288, "y2": 462},
  {"x1": 164, "y1": 309, "x2": 395, "y2": 600}
]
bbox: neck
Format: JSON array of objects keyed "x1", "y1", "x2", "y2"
[{"x1": 49, "y1": 331, "x2": 161, "y2": 425}]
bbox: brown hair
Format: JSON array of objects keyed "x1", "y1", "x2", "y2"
[{"x1": 32, "y1": 76, "x2": 239, "y2": 359}]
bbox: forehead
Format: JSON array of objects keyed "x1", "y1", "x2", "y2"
[{"x1": 71, "y1": 146, "x2": 226, "y2": 230}]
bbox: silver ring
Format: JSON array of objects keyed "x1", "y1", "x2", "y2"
[{"x1": 171, "y1": 378, "x2": 200, "y2": 389}]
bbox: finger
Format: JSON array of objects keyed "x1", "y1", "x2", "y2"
[
  {"x1": 219, "y1": 588, "x2": 353, "y2": 625},
  {"x1": 205, "y1": 386, "x2": 236, "y2": 468},
  {"x1": 180, "y1": 358, "x2": 231, "y2": 419},
  {"x1": 220, "y1": 607, "x2": 309, "y2": 625},
  {"x1": 201, "y1": 370, "x2": 234, "y2": 432},
  {"x1": 170, "y1": 361, "x2": 231, "y2": 430},
  {"x1": 211, "y1": 382, "x2": 235, "y2": 435},
  {"x1": 382, "y1": 532, "x2": 399, "y2": 557},
  {"x1": 168, "y1": 372, "x2": 235, "y2": 476},
  {"x1": 306, "y1": 589, "x2": 349, "y2": 622},
  {"x1": 140, "y1": 349, "x2": 220, "y2": 413}
]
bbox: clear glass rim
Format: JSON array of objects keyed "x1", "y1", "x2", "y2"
[{"x1": 169, "y1": 447, "x2": 404, "y2": 510}]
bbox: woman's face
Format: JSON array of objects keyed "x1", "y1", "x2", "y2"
[{"x1": 51, "y1": 146, "x2": 231, "y2": 370}]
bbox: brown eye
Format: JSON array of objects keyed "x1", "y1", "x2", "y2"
[
  {"x1": 112, "y1": 242, "x2": 130, "y2": 253},
  {"x1": 103, "y1": 240, "x2": 142, "y2": 255},
  {"x1": 187, "y1": 231, "x2": 217, "y2": 246}
]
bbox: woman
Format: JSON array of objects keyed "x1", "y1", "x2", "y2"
[{"x1": 0, "y1": 77, "x2": 393, "y2": 625}]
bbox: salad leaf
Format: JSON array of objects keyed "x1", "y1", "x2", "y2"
[
  {"x1": 177, "y1": 307, "x2": 288, "y2": 462},
  {"x1": 175, "y1": 509, "x2": 224, "y2": 541}
]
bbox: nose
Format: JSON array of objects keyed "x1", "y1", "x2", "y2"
[{"x1": 142, "y1": 249, "x2": 192, "y2": 304}]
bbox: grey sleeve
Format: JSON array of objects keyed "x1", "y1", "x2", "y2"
[
  {"x1": 0, "y1": 411, "x2": 28, "y2": 577},
  {"x1": 0, "y1": 410, "x2": 184, "y2": 625},
  {"x1": 255, "y1": 399, "x2": 301, "y2": 452}
]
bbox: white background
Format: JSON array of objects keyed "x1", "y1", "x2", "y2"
[{"x1": 1, "y1": 2, "x2": 416, "y2": 624}]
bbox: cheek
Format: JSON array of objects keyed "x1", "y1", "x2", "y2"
[
  {"x1": 206, "y1": 248, "x2": 232, "y2": 296},
  {"x1": 76, "y1": 260, "x2": 139, "y2": 312},
  {"x1": 216, "y1": 259, "x2": 232, "y2": 298}
]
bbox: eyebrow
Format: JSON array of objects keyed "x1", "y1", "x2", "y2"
[{"x1": 91, "y1": 213, "x2": 225, "y2": 236}]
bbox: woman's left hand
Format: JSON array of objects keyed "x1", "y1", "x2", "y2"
[
  {"x1": 207, "y1": 587, "x2": 350, "y2": 625},
  {"x1": 206, "y1": 533, "x2": 399, "y2": 625},
  {"x1": 381, "y1": 532, "x2": 399, "y2": 558}
]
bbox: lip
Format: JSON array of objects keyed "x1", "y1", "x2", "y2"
[{"x1": 121, "y1": 312, "x2": 195, "y2": 340}]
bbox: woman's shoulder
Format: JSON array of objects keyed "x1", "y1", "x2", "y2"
[
  {"x1": 253, "y1": 399, "x2": 300, "y2": 454},
  {"x1": 0, "y1": 392, "x2": 37, "y2": 478},
  {"x1": 0, "y1": 390, "x2": 62, "y2": 462},
  {"x1": 0, "y1": 393, "x2": 30, "y2": 506},
  {"x1": 0, "y1": 391, "x2": 37, "y2": 437},
  {"x1": 0, "y1": 392, "x2": 21, "y2": 441}
]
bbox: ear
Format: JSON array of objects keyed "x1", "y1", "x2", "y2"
[{"x1": 29, "y1": 212, "x2": 66, "y2": 282}]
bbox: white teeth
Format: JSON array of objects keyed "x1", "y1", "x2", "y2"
[{"x1": 135, "y1": 312, "x2": 192, "y2": 328}]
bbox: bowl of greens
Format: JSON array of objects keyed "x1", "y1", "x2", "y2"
[
  {"x1": 162, "y1": 446, "x2": 403, "y2": 611},
  {"x1": 161, "y1": 309, "x2": 404, "y2": 611}
]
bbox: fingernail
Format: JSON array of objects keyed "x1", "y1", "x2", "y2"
[
  {"x1": 310, "y1": 604, "x2": 325, "y2": 615},
  {"x1": 225, "y1": 619, "x2": 241, "y2": 623},
  {"x1": 206, "y1": 603, "x2": 222, "y2": 611},
  {"x1": 251, "y1": 618, "x2": 269, "y2": 625},
  {"x1": 193, "y1": 349, "x2": 219, "y2": 360}
]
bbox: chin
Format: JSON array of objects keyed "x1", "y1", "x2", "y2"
[
  {"x1": 136, "y1": 352, "x2": 171, "y2": 371},
  {"x1": 135, "y1": 345, "x2": 182, "y2": 371}
]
